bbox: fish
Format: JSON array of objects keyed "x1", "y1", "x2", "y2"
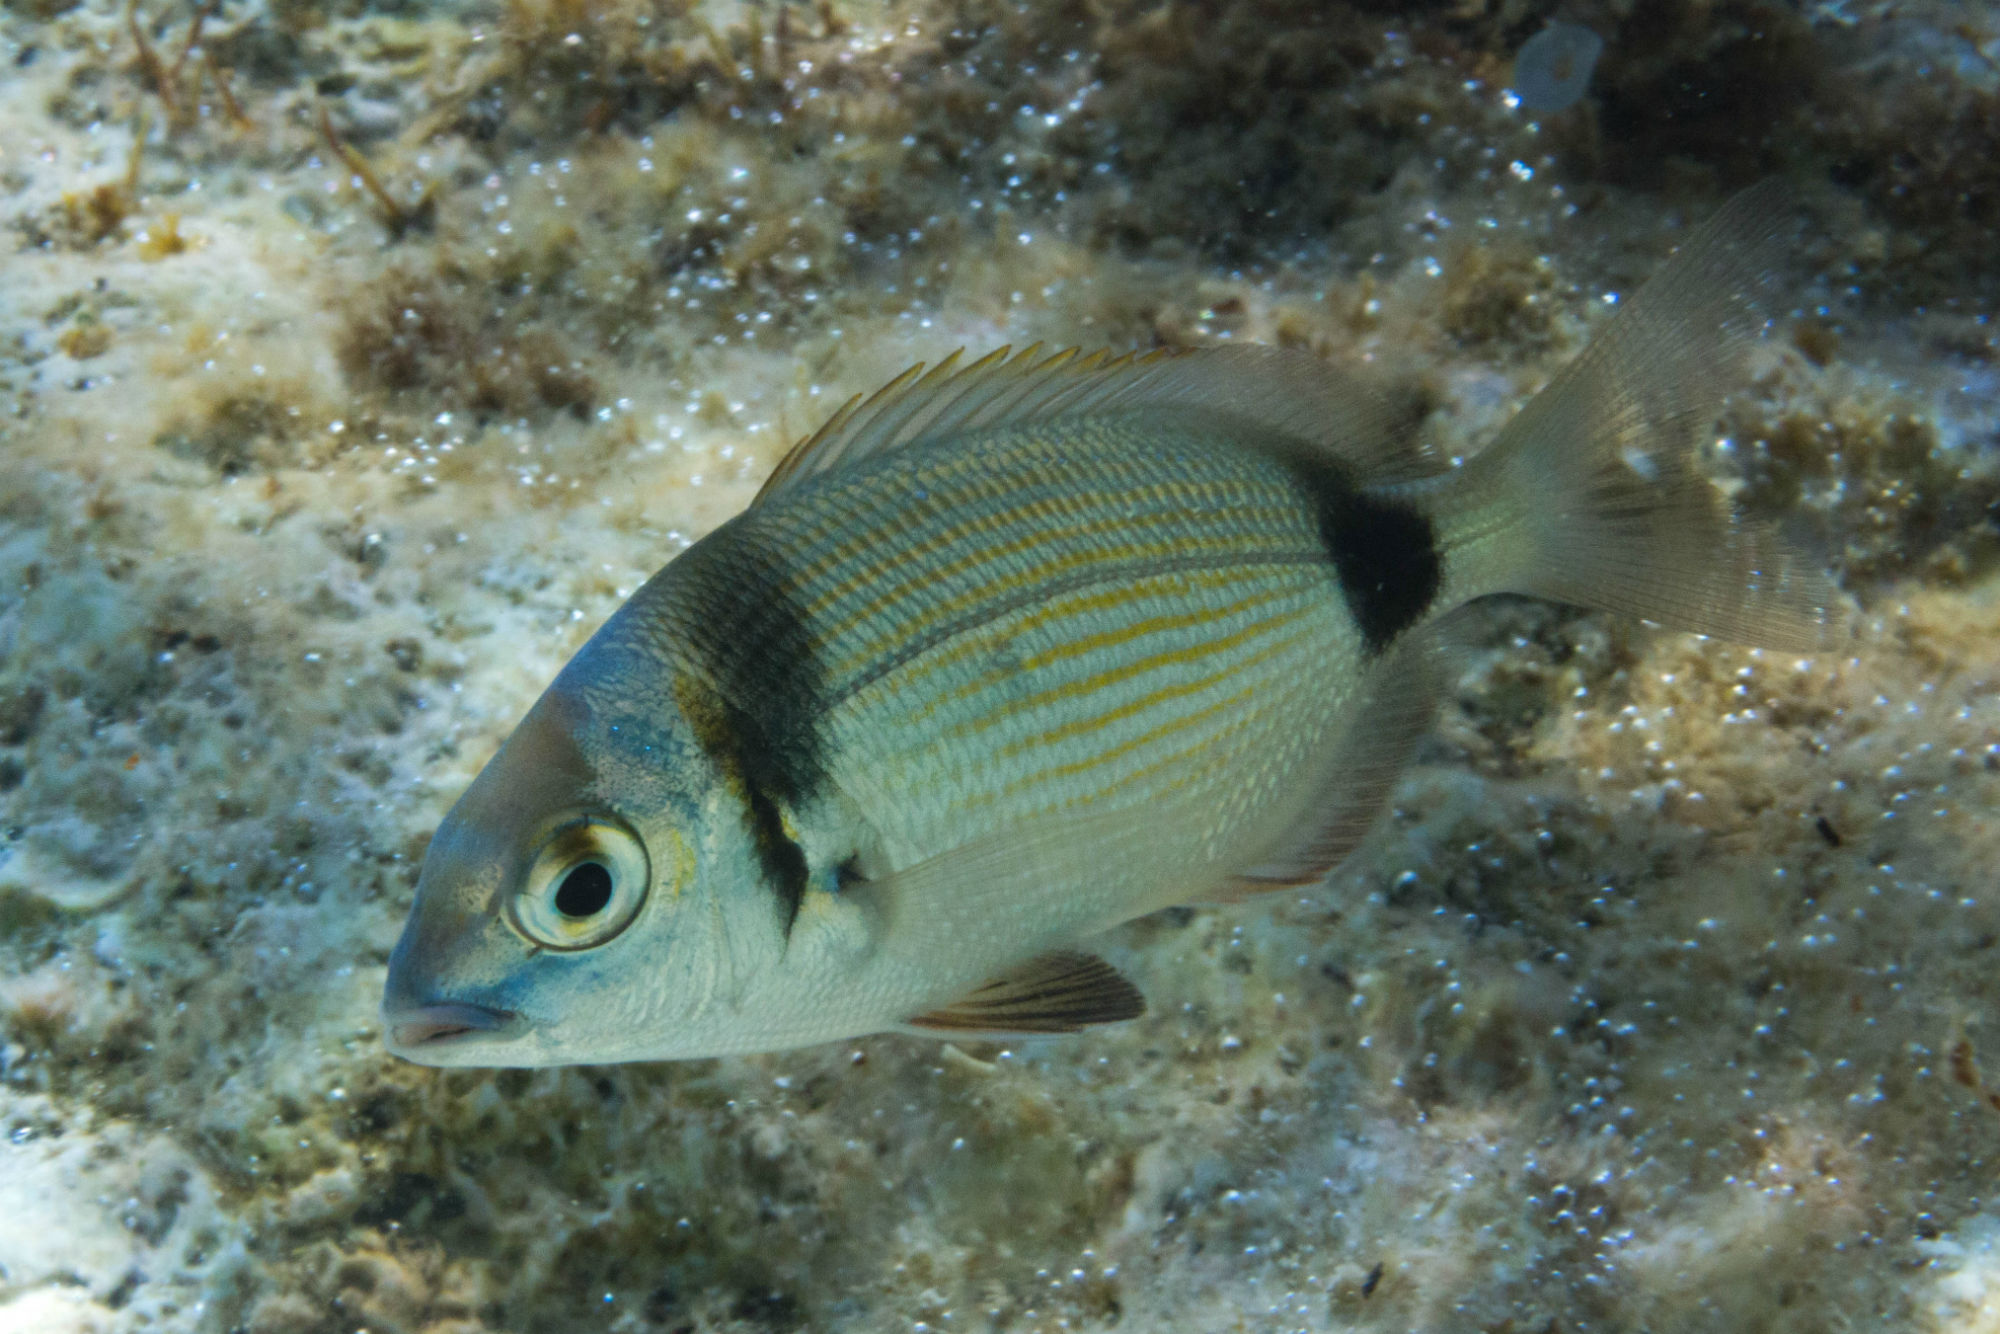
[{"x1": 380, "y1": 183, "x2": 1831, "y2": 1067}]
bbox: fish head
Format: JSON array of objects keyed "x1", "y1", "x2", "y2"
[{"x1": 380, "y1": 665, "x2": 753, "y2": 1067}]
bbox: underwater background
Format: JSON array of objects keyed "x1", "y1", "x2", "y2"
[{"x1": 2, "y1": 0, "x2": 1999, "y2": 1329}]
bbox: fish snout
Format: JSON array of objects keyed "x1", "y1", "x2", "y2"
[
  {"x1": 381, "y1": 854, "x2": 532, "y2": 1061},
  {"x1": 382, "y1": 929, "x2": 523, "y2": 1058},
  {"x1": 384, "y1": 1000, "x2": 521, "y2": 1052}
]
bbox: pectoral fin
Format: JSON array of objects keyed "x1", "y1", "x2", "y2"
[{"x1": 903, "y1": 952, "x2": 1145, "y2": 1038}]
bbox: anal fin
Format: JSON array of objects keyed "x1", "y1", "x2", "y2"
[{"x1": 903, "y1": 952, "x2": 1144, "y2": 1038}]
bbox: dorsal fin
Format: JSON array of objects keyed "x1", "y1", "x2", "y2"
[
  {"x1": 753, "y1": 343, "x2": 1437, "y2": 504},
  {"x1": 902, "y1": 951, "x2": 1145, "y2": 1038}
]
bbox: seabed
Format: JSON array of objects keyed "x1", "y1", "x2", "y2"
[{"x1": 2, "y1": 1, "x2": 1999, "y2": 1330}]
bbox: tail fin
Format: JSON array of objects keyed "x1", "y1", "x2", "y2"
[{"x1": 1441, "y1": 182, "x2": 1833, "y2": 651}]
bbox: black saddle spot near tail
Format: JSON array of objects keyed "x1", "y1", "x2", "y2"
[{"x1": 1288, "y1": 459, "x2": 1442, "y2": 653}]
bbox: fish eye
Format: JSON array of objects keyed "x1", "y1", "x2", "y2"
[
  {"x1": 510, "y1": 816, "x2": 650, "y2": 950},
  {"x1": 554, "y1": 861, "x2": 613, "y2": 918}
]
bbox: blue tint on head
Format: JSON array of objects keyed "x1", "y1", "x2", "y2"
[{"x1": 1513, "y1": 23, "x2": 1604, "y2": 113}]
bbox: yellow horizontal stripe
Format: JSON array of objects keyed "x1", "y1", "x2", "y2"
[
  {"x1": 807, "y1": 490, "x2": 1298, "y2": 650},
  {"x1": 876, "y1": 564, "x2": 1296, "y2": 704},
  {"x1": 951, "y1": 662, "x2": 1289, "y2": 819},
  {"x1": 999, "y1": 677, "x2": 1262, "y2": 799},
  {"x1": 771, "y1": 434, "x2": 1278, "y2": 609},
  {"x1": 826, "y1": 530, "x2": 1312, "y2": 687},
  {"x1": 1092, "y1": 689, "x2": 1275, "y2": 805},
  {"x1": 1001, "y1": 582, "x2": 1296, "y2": 682},
  {"x1": 773, "y1": 435, "x2": 1024, "y2": 586},
  {"x1": 780, "y1": 448, "x2": 1084, "y2": 613},
  {"x1": 983, "y1": 612, "x2": 1312, "y2": 751},
  {"x1": 905, "y1": 578, "x2": 1305, "y2": 723},
  {"x1": 810, "y1": 504, "x2": 1099, "y2": 623}
]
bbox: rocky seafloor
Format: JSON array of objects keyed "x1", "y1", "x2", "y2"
[{"x1": 3, "y1": 0, "x2": 2000, "y2": 1330}]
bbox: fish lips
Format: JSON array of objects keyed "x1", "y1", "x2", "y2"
[{"x1": 382, "y1": 999, "x2": 526, "y2": 1060}]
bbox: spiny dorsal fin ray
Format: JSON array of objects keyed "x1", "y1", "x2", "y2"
[
  {"x1": 754, "y1": 342, "x2": 1438, "y2": 504},
  {"x1": 903, "y1": 951, "x2": 1144, "y2": 1037}
]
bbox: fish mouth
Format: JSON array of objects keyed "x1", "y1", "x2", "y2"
[{"x1": 384, "y1": 1001, "x2": 523, "y2": 1055}]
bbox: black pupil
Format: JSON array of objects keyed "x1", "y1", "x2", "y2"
[{"x1": 554, "y1": 862, "x2": 614, "y2": 918}]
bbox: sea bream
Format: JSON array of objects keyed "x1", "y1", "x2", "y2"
[{"x1": 381, "y1": 185, "x2": 1830, "y2": 1066}]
